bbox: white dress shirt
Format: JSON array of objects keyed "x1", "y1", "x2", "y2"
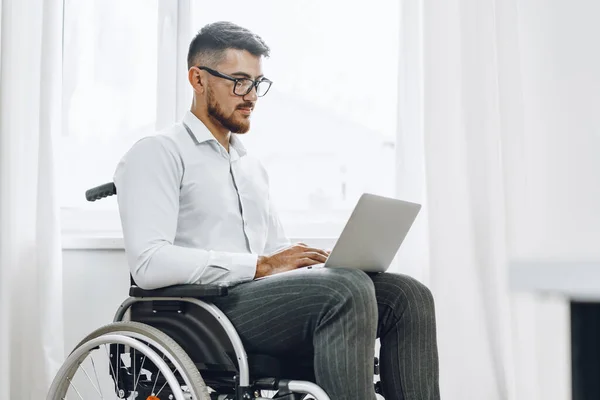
[{"x1": 114, "y1": 111, "x2": 291, "y2": 289}]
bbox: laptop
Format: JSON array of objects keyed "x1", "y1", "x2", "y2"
[{"x1": 315, "y1": 193, "x2": 421, "y2": 273}]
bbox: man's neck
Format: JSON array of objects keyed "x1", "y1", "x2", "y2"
[{"x1": 191, "y1": 109, "x2": 231, "y2": 152}]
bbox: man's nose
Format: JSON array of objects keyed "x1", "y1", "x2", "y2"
[{"x1": 243, "y1": 85, "x2": 258, "y2": 102}]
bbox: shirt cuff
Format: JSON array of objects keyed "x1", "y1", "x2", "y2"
[{"x1": 207, "y1": 251, "x2": 258, "y2": 284}]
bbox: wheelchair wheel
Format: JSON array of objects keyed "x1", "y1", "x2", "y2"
[{"x1": 47, "y1": 321, "x2": 210, "y2": 400}]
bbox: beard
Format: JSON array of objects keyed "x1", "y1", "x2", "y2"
[{"x1": 207, "y1": 87, "x2": 251, "y2": 133}]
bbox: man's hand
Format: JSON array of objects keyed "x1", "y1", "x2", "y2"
[{"x1": 255, "y1": 243, "x2": 331, "y2": 279}]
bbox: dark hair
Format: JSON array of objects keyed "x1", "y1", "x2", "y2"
[{"x1": 187, "y1": 21, "x2": 270, "y2": 70}]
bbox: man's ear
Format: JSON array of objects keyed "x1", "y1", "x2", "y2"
[{"x1": 188, "y1": 67, "x2": 205, "y2": 94}]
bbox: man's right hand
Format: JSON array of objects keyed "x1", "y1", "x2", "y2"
[{"x1": 254, "y1": 243, "x2": 330, "y2": 279}]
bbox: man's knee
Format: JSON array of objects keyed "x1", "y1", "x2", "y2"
[
  {"x1": 324, "y1": 268, "x2": 376, "y2": 297},
  {"x1": 377, "y1": 273, "x2": 436, "y2": 321},
  {"x1": 317, "y1": 268, "x2": 378, "y2": 318}
]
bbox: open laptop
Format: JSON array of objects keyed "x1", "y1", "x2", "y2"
[{"x1": 313, "y1": 193, "x2": 421, "y2": 273}]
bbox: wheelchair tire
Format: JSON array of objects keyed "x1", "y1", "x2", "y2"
[{"x1": 47, "y1": 321, "x2": 210, "y2": 400}]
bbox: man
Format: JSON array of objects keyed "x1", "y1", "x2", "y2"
[{"x1": 114, "y1": 21, "x2": 440, "y2": 400}]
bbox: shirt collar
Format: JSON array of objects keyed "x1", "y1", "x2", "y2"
[{"x1": 182, "y1": 110, "x2": 248, "y2": 157}]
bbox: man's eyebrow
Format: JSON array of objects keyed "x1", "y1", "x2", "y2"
[{"x1": 231, "y1": 71, "x2": 265, "y2": 80}]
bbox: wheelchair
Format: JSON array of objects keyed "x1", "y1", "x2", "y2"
[{"x1": 47, "y1": 183, "x2": 383, "y2": 400}]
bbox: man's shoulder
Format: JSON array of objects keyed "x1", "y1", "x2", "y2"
[
  {"x1": 114, "y1": 124, "x2": 188, "y2": 176},
  {"x1": 130, "y1": 123, "x2": 187, "y2": 155}
]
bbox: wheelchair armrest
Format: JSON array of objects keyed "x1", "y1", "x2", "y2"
[{"x1": 129, "y1": 284, "x2": 228, "y2": 298}]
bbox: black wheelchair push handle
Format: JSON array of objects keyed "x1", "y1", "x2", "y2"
[{"x1": 85, "y1": 182, "x2": 116, "y2": 202}]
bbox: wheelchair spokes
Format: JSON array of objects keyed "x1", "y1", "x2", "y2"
[
  {"x1": 59, "y1": 342, "x2": 174, "y2": 399},
  {"x1": 47, "y1": 322, "x2": 210, "y2": 400}
]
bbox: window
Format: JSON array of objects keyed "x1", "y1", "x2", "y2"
[
  {"x1": 59, "y1": 0, "x2": 159, "y2": 233},
  {"x1": 59, "y1": 0, "x2": 399, "y2": 238}
]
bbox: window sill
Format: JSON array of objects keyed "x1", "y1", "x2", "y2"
[{"x1": 62, "y1": 232, "x2": 125, "y2": 250}]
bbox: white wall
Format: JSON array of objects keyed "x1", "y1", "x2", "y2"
[{"x1": 62, "y1": 250, "x2": 130, "y2": 354}]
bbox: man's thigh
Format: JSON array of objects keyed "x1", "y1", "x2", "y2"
[{"x1": 211, "y1": 267, "x2": 373, "y2": 356}]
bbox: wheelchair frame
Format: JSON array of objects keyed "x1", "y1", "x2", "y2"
[{"x1": 114, "y1": 293, "x2": 331, "y2": 399}]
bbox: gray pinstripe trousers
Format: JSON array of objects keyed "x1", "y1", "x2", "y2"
[{"x1": 213, "y1": 268, "x2": 440, "y2": 399}]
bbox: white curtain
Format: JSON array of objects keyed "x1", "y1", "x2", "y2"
[
  {"x1": 0, "y1": 0, "x2": 65, "y2": 398},
  {"x1": 419, "y1": 0, "x2": 524, "y2": 398}
]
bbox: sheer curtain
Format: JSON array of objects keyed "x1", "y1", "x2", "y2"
[
  {"x1": 418, "y1": 0, "x2": 523, "y2": 397},
  {"x1": 0, "y1": 0, "x2": 64, "y2": 397}
]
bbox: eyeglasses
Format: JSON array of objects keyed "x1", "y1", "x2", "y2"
[{"x1": 197, "y1": 66, "x2": 273, "y2": 97}]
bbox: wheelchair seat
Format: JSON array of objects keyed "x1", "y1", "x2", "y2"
[
  {"x1": 124, "y1": 281, "x2": 318, "y2": 396},
  {"x1": 129, "y1": 282, "x2": 315, "y2": 379}
]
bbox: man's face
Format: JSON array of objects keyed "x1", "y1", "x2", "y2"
[{"x1": 204, "y1": 49, "x2": 264, "y2": 134}]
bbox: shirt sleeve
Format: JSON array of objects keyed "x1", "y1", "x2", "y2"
[
  {"x1": 263, "y1": 197, "x2": 292, "y2": 254},
  {"x1": 113, "y1": 136, "x2": 257, "y2": 290}
]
